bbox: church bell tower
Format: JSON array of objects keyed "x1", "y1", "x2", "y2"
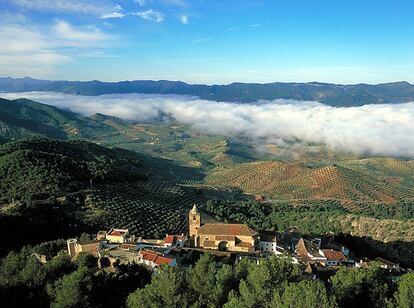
[{"x1": 189, "y1": 204, "x2": 201, "y2": 246}]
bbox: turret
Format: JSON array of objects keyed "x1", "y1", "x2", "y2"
[{"x1": 189, "y1": 204, "x2": 201, "y2": 246}]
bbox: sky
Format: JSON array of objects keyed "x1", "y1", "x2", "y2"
[{"x1": 1, "y1": 0, "x2": 414, "y2": 84}]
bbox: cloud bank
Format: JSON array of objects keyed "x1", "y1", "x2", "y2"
[{"x1": 1, "y1": 92, "x2": 414, "y2": 158}]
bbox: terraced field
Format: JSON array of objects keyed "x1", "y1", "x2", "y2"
[
  {"x1": 205, "y1": 160, "x2": 414, "y2": 203},
  {"x1": 86, "y1": 178, "x2": 208, "y2": 238}
]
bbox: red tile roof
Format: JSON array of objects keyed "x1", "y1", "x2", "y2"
[
  {"x1": 108, "y1": 229, "x2": 127, "y2": 236},
  {"x1": 322, "y1": 249, "x2": 346, "y2": 261},
  {"x1": 140, "y1": 250, "x2": 174, "y2": 266},
  {"x1": 164, "y1": 234, "x2": 185, "y2": 245},
  {"x1": 198, "y1": 223, "x2": 258, "y2": 237},
  {"x1": 165, "y1": 235, "x2": 175, "y2": 244}
]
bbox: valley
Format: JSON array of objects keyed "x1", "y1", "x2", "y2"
[{"x1": 0, "y1": 97, "x2": 413, "y2": 269}]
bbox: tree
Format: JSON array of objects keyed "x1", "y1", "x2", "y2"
[
  {"x1": 76, "y1": 253, "x2": 98, "y2": 269},
  {"x1": 227, "y1": 260, "x2": 273, "y2": 308},
  {"x1": 20, "y1": 256, "x2": 46, "y2": 288},
  {"x1": 188, "y1": 253, "x2": 217, "y2": 306},
  {"x1": 45, "y1": 253, "x2": 75, "y2": 281},
  {"x1": 330, "y1": 267, "x2": 364, "y2": 306},
  {"x1": 225, "y1": 257, "x2": 300, "y2": 308},
  {"x1": 127, "y1": 265, "x2": 188, "y2": 308},
  {"x1": 213, "y1": 264, "x2": 237, "y2": 305},
  {"x1": 48, "y1": 267, "x2": 93, "y2": 308},
  {"x1": 330, "y1": 265, "x2": 389, "y2": 307},
  {"x1": 271, "y1": 280, "x2": 335, "y2": 308},
  {"x1": 396, "y1": 272, "x2": 414, "y2": 308}
]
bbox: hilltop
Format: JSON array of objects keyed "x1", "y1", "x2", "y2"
[{"x1": 2, "y1": 77, "x2": 414, "y2": 106}]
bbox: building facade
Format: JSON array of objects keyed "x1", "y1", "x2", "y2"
[{"x1": 189, "y1": 205, "x2": 258, "y2": 253}]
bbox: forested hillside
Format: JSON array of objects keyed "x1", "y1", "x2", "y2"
[
  {"x1": 0, "y1": 139, "x2": 146, "y2": 201},
  {"x1": 0, "y1": 138, "x2": 206, "y2": 254},
  {"x1": 0, "y1": 98, "x2": 120, "y2": 140}
]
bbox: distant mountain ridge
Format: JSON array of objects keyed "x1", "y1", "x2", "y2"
[{"x1": 1, "y1": 77, "x2": 414, "y2": 106}]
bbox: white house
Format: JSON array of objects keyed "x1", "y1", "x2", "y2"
[
  {"x1": 259, "y1": 232, "x2": 284, "y2": 255},
  {"x1": 138, "y1": 249, "x2": 177, "y2": 269}
]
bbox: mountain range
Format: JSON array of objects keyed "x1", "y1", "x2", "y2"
[{"x1": 2, "y1": 77, "x2": 414, "y2": 106}]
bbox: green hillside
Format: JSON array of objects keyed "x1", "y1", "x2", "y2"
[
  {"x1": 0, "y1": 138, "x2": 147, "y2": 202},
  {"x1": 205, "y1": 160, "x2": 414, "y2": 204},
  {"x1": 0, "y1": 98, "x2": 117, "y2": 140},
  {"x1": 0, "y1": 138, "x2": 209, "y2": 253}
]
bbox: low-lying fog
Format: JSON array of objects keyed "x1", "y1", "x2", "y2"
[{"x1": 2, "y1": 91, "x2": 414, "y2": 158}]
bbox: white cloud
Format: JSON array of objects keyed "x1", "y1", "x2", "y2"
[
  {"x1": 101, "y1": 12, "x2": 126, "y2": 19},
  {"x1": 2, "y1": 92, "x2": 414, "y2": 158},
  {"x1": 134, "y1": 0, "x2": 149, "y2": 6},
  {"x1": 179, "y1": 14, "x2": 188, "y2": 24},
  {"x1": 0, "y1": 18, "x2": 113, "y2": 77},
  {"x1": 192, "y1": 37, "x2": 211, "y2": 43},
  {"x1": 52, "y1": 20, "x2": 112, "y2": 47},
  {"x1": 10, "y1": 0, "x2": 122, "y2": 16},
  {"x1": 132, "y1": 9, "x2": 165, "y2": 22}
]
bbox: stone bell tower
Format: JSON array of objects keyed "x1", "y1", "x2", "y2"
[{"x1": 189, "y1": 204, "x2": 201, "y2": 246}]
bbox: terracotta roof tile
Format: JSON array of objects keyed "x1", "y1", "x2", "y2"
[
  {"x1": 164, "y1": 234, "x2": 185, "y2": 245},
  {"x1": 322, "y1": 249, "x2": 346, "y2": 261},
  {"x1": 140, "y1": 250, "x2": 174, "y2": 266},
  {"x1": 198, "y1": 223, "x2": 258, "y2": 237},
  {"x1": 164, "y1": 235, "x2": 175, "y2": 244},
  {"x1": 108, "y1": 229, "x2": 127, "y2": 236}
]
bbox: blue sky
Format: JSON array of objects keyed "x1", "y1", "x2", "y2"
[{"x1": 1, "y1": 0, "x2": 414, "y2": 84}]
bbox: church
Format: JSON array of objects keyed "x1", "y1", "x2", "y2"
[{"x1": 188, "y1": 204, "x2": 259, "y2": 253}]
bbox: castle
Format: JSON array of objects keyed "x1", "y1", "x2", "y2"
[{"x1": 188, "y1": 204, "x2": 258, "y2": 253}]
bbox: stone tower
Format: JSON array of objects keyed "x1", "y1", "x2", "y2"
[{"x1": 189, "y1": 204, "x2": 201, "y2": 246}]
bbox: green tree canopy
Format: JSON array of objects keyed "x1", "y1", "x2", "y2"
[
  {"x1": 127, "y1": 265, "x2": 188, "y2": 308},
  {"x1": 271, "y1": 280, "x2": 336, "y2": 308},
  {"x1": 396, "y1": 272, "x2": 414, "y2": 308}
]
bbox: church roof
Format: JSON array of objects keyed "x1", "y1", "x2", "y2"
[{"x1": 198, "y1": 223, "x2": 258, "y2": 237}]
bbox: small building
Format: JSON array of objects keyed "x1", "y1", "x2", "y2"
[
  {"x1": 321, "y1": 249, "x2": 347, "y2": 266},
  {"x1": 138, "y1": 250, "x2": 177, "y2": 269},
  {"x1": 295, "y1": 238, "x2": 327, "y2": 263},
  {"x1": 67, "y1": 239, "x2": 100, "y2": 258},
  {"x1": 96, "y1": 230, "x2": 107, "y2": 241},
  {"x1": 106, "y1": 228, "x2": 130, "y2": 244},
  {"x1": 32, "y1": 253, "x2": 48, "y2": 264},
  {"x1": 164, "y1": 234, "x2": 187, "y2": 248},
  {"x1": 259, "y1": 232, "x2": 284, "y2": 255},
  {"x1": 254, "y1": 195, "x2": 266, "y2": 202},
  {"x1": 375, "y1": 257, "x2": 399, "y2": 269}
]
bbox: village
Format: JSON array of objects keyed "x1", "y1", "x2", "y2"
[{"x1": 66, "y1": 205, "x2": 404, "y2": 277}]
